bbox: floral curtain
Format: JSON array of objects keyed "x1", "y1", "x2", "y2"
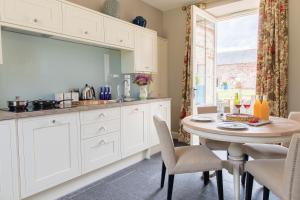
[
  {"x1": 256, "y1": 0, "x2": 289, "y2": 117},
  {"x1": 178, "y1": 4, "x2": 205, "y2": 144}
]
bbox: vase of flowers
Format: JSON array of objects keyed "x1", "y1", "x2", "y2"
[{"x1": 133, "y1": 74, "x2": 153, "y2": 99}]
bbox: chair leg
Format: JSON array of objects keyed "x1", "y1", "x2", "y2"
[
  {"x1": 245, "y1": 172, "x2": 254, "y2": 200},
  {"x1": 263, "y1": 186, "x2": 270, "y2": 200},
  {"x1": 161, "y1": 162, "x2": 166, "y2": 188},
  {"x1": 167, "y1": 175, "x2": 175, "y2": 200},
  {"x1": 241, "y1": 155, "x2": 249, "y2": 186},
  {"x1": 203, "y1": 171, "x2": 210, "y2": 185},
  {"x1": 216, "y1": 170, "x2": 224, "y2": 200}
]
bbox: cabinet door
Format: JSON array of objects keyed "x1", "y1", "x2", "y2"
[
  {"x1": 82, "y1": 132, "x2": 121, "y2": 174},
  {"x1": 149, "y1": 101, "x2": 171, "y2": 146},
  {"x1": 2, "y1": 0, "x2": 62, "y2": 33},
  {"x1": 0, "y1": 120, "x2": 19, "y2": 200},
  {"x1": 18, "y1": 113, "x2": 81, "y2": 198},
  {"x1": 135, "y1": 29, "x2": 157, "y2": 72},
  {"x1": 104, "y1": 17, "x2": 134, "y2": 49},
  {"x1": 121, "y1": 104, "x2": 149, "y2": 157},
  {"x1": 62, "y1": 3, "x2": 104, "y2": 42}
]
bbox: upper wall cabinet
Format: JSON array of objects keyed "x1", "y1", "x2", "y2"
[
  {"x1": 62, "y1": 3, "x2": 104, "y2": 42},
  {"x1": 121, "y1": 28, "x2": 157, "y2": 73},
  {"x1": 104, "y1": 17, "x2": 134, "y2": 49},
  {"x1": 1, "y1": 0, "x2": 62, "y2": 33}
]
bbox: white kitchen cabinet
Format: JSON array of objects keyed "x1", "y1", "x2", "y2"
[
  {"x1": 80, "y1": 107, "x2": 120, "y2": 124},
  {"x1": 82, "y1": 132, "x2": 121, "y2": 174},
  {"x1": 62, "y1": 3, "x2": 104, "y2": 42},
  {"x1": 18, "y1": 113, "x2": 81, "y2": 198},
  {"x1": 149, "y1": 101, "x2": 171, "y2": 146},
  {"x1": 81, "y1": 119, "x2": 120, "y2": 139},
  {"x1": 0, "y1": 120, "x2": 19, "y2": 200},
  {"x1": 104, "y1": 17, "x2": 134, "y2": 49},
  {"x1": 2, "y1": 0, "x2": 62, "y2": 33},
  {"x1": 121, "y1": 104, "x2": 150, "y2": 157},
  {"x1": 122, "y1": 28, "x2": 157, "y2": 73}
]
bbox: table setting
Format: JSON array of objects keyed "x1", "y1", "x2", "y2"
[{"x1": 182, "y1": 93, "x2": 300, "y2": 200}]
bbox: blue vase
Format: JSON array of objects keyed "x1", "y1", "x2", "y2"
[
  {"x1": 133, "y1": 16, "x2": 147, "y2": 27},
  {"x1": 103, "y1": 0, "x2": 120, "y2": 18}
]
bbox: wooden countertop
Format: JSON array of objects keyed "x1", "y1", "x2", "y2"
[{"x1": 0, "y1": 98, "x2": 171, "y2": 121}]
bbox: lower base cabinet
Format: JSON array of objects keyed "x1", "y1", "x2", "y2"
[
  {"x1": 82, "y1": 132, "x2": 121, "y2": 174},
  {"x1": 0, "y1": 120, "x2": 18, "y2": 200},
  {"x1": 149, "y1": 101, "x2": 171, "y2": 146},
  {"x1": 18, "y1": 113, "x2": 81, "y2": 198},
  {"x1": 121, "y1": 104, "x2": 150, "y2": 158}
]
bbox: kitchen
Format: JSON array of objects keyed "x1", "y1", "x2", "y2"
[
  {"x1": 0, "y1": 0, "x2": 170, "y2": 200},
  {"x1": 1, "y1": 0, "x2": 300, "y2": 200}
]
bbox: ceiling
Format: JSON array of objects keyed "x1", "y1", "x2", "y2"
[{"x1": 141, "y1": 0, "x2": 259, "y2": 16}]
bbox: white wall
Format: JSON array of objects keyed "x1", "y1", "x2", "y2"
[
  {"x1": 67, "y1": 0, "x2": 164, "y2": 36},
  {"x1": 163, "y1": 8, "x2": 186, "y2": 132},
  {"x1": 288, "y1": 0, "x2": 300, "y2": 112}
]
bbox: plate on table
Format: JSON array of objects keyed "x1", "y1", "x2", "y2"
[
  {"x1": 191, "y1": 115, "x2": 214, "y2": 122},
  {"x1": 217, "y1": 122, "x2": 248, "y2": 130}
]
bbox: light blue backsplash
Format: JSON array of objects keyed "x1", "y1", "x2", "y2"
[{"x1": 0, "y1": 30, "x2": 124, "y2": 108}]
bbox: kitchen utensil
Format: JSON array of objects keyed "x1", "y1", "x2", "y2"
[
  {"x1": 81, "y1": 84, "x2": 96, "y2": 100},
  {"x1": 7, "y1": 96, "x2": 29, "y2": 112}
]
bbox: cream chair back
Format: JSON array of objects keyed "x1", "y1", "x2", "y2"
[
  {"x1": 283, "y1": 134, "x2": 300, "y2": 200},
  {"x1": 289, "y1": 112, "x2": 300, "y2": 122},
  {"x1": 197, "y1": 105, "x2": 230, "y2": 114},
  {"x1": 153, "y1": 115, "x2": 176, "y2": 170}
]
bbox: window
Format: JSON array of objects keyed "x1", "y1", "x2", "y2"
[{"x1": 216, "y1": 14, "x2": 259, "y2": 102}]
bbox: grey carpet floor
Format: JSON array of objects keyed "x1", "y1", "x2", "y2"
[{"x1": 59, "y1": 143, "x2": 279, "y2": 200}]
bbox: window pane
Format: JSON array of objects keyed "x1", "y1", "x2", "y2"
[{"x1": 216, "y1": 14, "x2": 258, "y2": 103}]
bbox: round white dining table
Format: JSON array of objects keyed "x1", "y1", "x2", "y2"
[{"x1": 182, "y1": 113, "x2": 300, "y2": 200}]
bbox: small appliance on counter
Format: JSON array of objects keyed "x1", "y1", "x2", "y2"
[
  {"x1": 3, "y1": 96, "x2": 76, "y2": 113},
  {"x1": 81, "y1": 84, "x2": 96, "y2": 100},
  {"x1": 7, "y1": 96, "x2": 30, "y2": 112}
]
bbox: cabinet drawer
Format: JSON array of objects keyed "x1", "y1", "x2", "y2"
[
  {"x1": 81, "y1": 119, "x2": 120, "y2": 139},
  {"x1": 82, "y1": 132, "x2": 121, "y2": 174},
  {"x1": 80, "y1": 107, "x2": 120, "y2": 124},
  {"x1": 104, "y1": 17, "x2": 134, "y2": 49},
  {"x1": 62, "y1": 3, "x2": 104, "y2": 42},
  {"x1": 2, "y1": 0, "x2": 62, "y2": 33}
]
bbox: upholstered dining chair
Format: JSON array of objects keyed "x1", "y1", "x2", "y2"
[
  {"x1": 153, "y1": 115, "x2": 224, "y2": 200},
  {"x1": 244, "y1": 134, "x2": 300, "y2": 200},
  {"x1": 197, "y1": 105, "x2": 231, "y2": 183},
  {"x1": 241, "y1": 112, "x2": 300, "y2": 185}
]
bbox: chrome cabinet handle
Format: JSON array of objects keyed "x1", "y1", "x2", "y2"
[
  {"x1": 98, "y1": 113, "x2": 105, "y2": 118},
  {"x1": 98, "y1": 126, "x2": 106, "y2": 132}
]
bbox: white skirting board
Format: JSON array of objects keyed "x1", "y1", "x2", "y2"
[{"x1": 24, "y1": 146, "x2": 161, "y2": 200}]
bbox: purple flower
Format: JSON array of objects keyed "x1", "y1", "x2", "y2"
[{"x1": 133, "y1": 74, "x2": 153, "y2": 86}]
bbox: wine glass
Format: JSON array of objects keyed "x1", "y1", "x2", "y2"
[{"x1": 243, "y1": 99, "x2": 252, "y2": 115}]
